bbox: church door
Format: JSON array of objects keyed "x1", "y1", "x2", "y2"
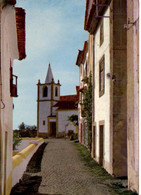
[{"x1": 50, "y1": 122, "x2": 56, "y2": 137}]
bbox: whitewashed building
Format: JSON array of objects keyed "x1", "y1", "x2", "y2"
[
  {"x1": 76, "y1": 41, "x2": 88, "y2": 146},
  {"x1": 83, "y1": 0, "x2": 127, "y2": 178},
  {"x1": 0, "y1": 1, "x2": 26, "y2": 194},
  {"x1": 37, "y1": 64, "x2": 79, "y2": 138},
  {"x1": 76, "y1": 0, "x2": 139, "y2": 193}
]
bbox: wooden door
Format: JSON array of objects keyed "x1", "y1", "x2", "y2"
[
  {"x1": 99, "y1": 125, "x2": 104, "y2": 165},
  {"x1": 50, "y1": 122, "x2": 56, "y2": 137}
]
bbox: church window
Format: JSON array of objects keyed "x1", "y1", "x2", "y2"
[
  {"x1": 55, "y1": 87, "x2": 58, "y2": 97},
  {"x1": 43, "y1": 120, "x2": 45, "y2": 125},
  {"x1": 43, "y1": 86, "x2": 48, "y2": 97}
]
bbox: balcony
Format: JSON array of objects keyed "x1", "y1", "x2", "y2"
[{"x1": 10, "y1": 75, "x2": 18, "y2": 97}]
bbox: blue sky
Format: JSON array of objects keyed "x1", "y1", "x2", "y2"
[{"x1": 13, "y1": 0, "x2": 88, "y2": 129}]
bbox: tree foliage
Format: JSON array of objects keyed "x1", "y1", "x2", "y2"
[
  {"x1": 83, "y1": 72, "x2": 92, "y2": 151},
  {"x1": 67, "y1": 114, "x2": 78, "y2": 126},
  {"x1": 18, "y1": 122, "x2": 37, "y2": 130},
  {"x1": 13, "y1": 131, "x2": 22, "y2": 150},
  {"x1": 18, "y1": 122, "x2": 26, "y2": 130}
]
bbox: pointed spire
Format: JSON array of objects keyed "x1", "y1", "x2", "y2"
[{"x1": 45, "y1": 63, "x2": 54, "y2": 83}]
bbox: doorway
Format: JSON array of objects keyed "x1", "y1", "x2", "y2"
[
  {"x1": 50, "y1": 122, "x2": 56, "y2": 137},
  {"x1": 99, "y1": 125, "x2": 104, "y2": 165}
]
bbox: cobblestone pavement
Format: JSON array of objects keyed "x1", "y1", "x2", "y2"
[{"x1": 37, "y1": 139, "x2": 113, "y2": 195}]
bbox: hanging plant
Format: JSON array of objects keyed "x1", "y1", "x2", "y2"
[
  {"x1": 82, "y1": 76, "x2": 88, "y2": 84},
  {"x1": 83, "y1": 72, "x2": 92, "y2": 152}
]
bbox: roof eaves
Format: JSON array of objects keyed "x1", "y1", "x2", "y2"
[{"x1": 15, "y1": 7, "x2": 26, "y2": 60}]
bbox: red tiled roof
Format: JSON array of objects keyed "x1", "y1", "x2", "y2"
[
  {"x1": 54, "y1": 101, "x2": 77, "y2": 110},
  {"x1": 84, "y1": 0, "x2": 111, "y2": 34},
  {"x1": 81, "y1": 41, "x2": 88, "y2": 64},
  {"x1": 60, "y1": 95, "x2": 78, "y2": 102},
  {"x1": 15, "y1": 8, "x2": 26, "y2": 60},
  {"x1": 9, "y1": 0, "x2": 16, "y2": 5},
  {"x1": 54, "y1": 86, "x2": 79, "y2": 110},
  {"x1": 76, "y1": 86, "x2": 79, "y2": 95},
  {"x1": 76, "y1": 50, "x2": 83, "y2": 66},
  {"x1": 76, "y1": 41, "x2": 88, "y2": 66}
]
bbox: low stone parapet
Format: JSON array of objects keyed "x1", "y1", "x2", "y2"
[{"x1": 12, "y1": 138, "x2": 44, "y2": 187}]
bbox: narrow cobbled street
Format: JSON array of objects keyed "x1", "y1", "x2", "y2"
[
  {"x1": 11, "y1": 139, "x2": 135, "y2": 195},
  {"x1": 38, "y1": 139, "x2": 111, "y2": 195}
]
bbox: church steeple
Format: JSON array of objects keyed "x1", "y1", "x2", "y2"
[{"x1": 45, "y1": 63, "x2": 54, "y2": 83}]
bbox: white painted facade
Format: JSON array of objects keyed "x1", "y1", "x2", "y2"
[
  {"x1": 77, "y1": 41, "x2": 88, "y2": 145},
  {"x1": 94, "y1": 8, "x2": 111, "y2": 171},
  {"x1": 12, "y1": 139, "x2": 44, "y2": 187},
  {"x1": 66, "y1": 121, "x2": 78, "y2": 134},
  {"x1": 39, "y1": 101, "x2": 51, "y2": 133},
  {"x1": 38, "y1": 84, "x2": 60, "y2": 134},
  {"x1": 37, "y1": 65, "x2": 79, "y2": 138},
  {"x1": 37, "y1": 65, "x2": 61, "y2": 137},
  {"x1": 1, "y1": 4, "x2": 21, "y2": 195},
  {"x1": 57, "y1": 110, "x2": 78, "y2": 133}
]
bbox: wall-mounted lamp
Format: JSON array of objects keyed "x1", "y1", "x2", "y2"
[{"x1": 106, "y1": 73, "x2": 116, "y2": 82}]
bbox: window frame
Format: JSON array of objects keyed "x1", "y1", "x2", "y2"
[
  {"x1": 99, "y1": 55, "x2": 105, "y2": 97},
  {"x1": 100, "y1": 19, "x2": 104, "y2": 46}
]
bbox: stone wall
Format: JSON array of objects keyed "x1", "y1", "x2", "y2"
[
  {"x1": 127, "y1": 0, "x2": 139, "y2": 193},
  {"x1": 112, "y1": 0, "x2": 127, "y2": 177}
]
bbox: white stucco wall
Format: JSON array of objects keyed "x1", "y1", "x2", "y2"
[
  {"x1": 94, "y1": 7, "x2": 111, "y2": 166},
  {"x1": 52, "y1": 101, "x2": 58, "y2": 116},
  {"x1": 66, "y1": 121, "x2": 77, "y2": 134},
  {"x1": 39, "y1": 85, "x2": 51, "y2": 100},
  {"x1": 57, "y1": 110, "x2": 78, "y2": 133},
  {"x1": 39, "y1": 101, "x2": 51, "y2": 133},
  {"x1": 78, "y1": 50, "x2": 88, "y2": 142},
  {"x1": 12, "y1": 139, "x2": 44, "y2": 187},
  {"x1": 1, "y1": 5, "x2": 19, "y2": 194}
]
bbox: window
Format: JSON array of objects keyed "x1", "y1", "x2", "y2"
[
  {"x1": 43, "y1": 86, "x2": 48, "y2": 97},
  {"x1": 100, "y1": 19, "x2": 104, "y2": 46},
  {"x1": 85, "y1": 62, "x2": 87, "y2": 76},
  {"x1": 10, "y1": 62, "x2": 18, "y2": 97},
  {"x1": 99, "y1": 55, "x2": 105, "y2": 97},
  {"x1": 55, "y1": 87, "x2": 58, "y2": 97},
  {"x1": 43, "y1": 120, "x2": 45, "y2": 125}
]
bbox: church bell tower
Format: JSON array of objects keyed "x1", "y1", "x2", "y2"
[{"x1": 37, "y1": 63, "x2": 61, "y2": 138}]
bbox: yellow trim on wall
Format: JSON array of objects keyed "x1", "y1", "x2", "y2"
[
  {"x1": 22, "y1": 138, "x2": 43, "y2": 142},
  {"x1": 13, "y1": 139, "x2": 44, "y2": 169},
  {"x1": 3, "y1": 171, "x2": 12, "y2": 195}
]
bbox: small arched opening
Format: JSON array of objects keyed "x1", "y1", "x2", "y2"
[{"x1": 43, "y1": 86, "x2": 48, "y2": 97}]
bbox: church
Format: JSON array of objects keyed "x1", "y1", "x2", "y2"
[{"x1": 37, "y1": 64, "x2": 79, "y2": 138}]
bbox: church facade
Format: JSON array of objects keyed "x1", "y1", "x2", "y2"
[{"x1": 37, "y1": 64, "x2": 79, "y2": 138}]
